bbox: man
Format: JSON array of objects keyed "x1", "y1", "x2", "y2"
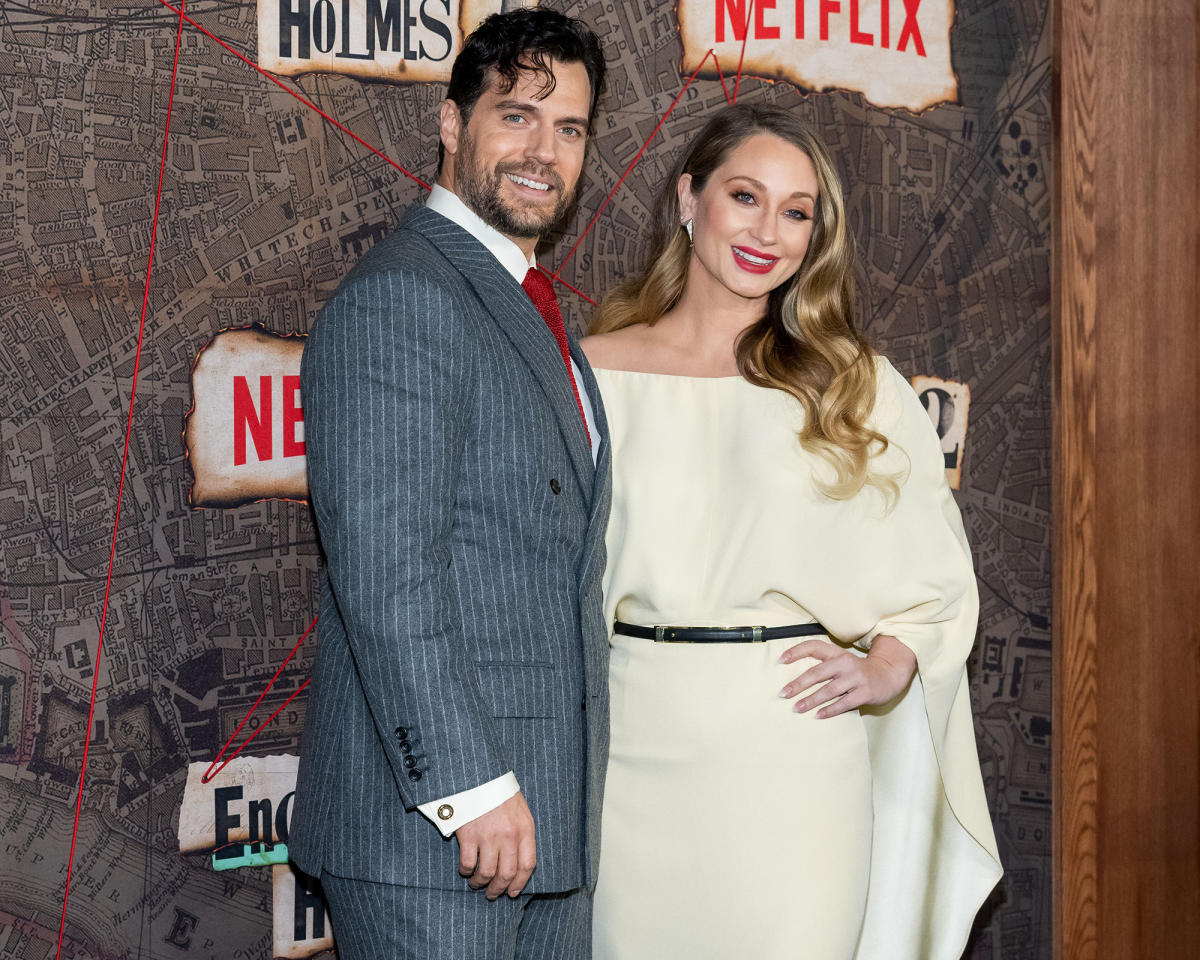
[{"x1": 288, "y1": 9, "x2": 610, "y2": 959}]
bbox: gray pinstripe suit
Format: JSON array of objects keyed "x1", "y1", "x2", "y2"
[{"x1": 288, "y1": 204, "x2": 611, "y2": 954}]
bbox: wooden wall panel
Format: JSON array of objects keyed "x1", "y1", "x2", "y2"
[
  {"x1": 1055, "y1": 2, "x2": 1200, "y2": 958},
  {"x1": 1052, "y1": 0, "x2": 1098, "y2": 951}
]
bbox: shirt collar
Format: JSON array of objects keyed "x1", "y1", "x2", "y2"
[{"x1": 426, "y1": 184, "x2": 535, "y2": 285}]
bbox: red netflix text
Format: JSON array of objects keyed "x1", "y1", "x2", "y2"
[
  {"x1": 715, "y1": 0, "x2": 927, "y2": 56},
  {"x1": 233, "y1": 375, "x2": 306, "y2": 466}
]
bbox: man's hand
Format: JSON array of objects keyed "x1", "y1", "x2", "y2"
[
  {"x1": 455, "y1": 791, "x2": 536, "y2": 899},
  {"x1": 778, "y1": 634, "x2": 917, "y2": 718}
]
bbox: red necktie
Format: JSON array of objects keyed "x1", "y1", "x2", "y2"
[{"x1": 522, "y1": 267, "x2": 591, "y2": 446}]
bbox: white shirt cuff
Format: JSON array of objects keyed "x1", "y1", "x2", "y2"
[{"x1": 417, "y1": 772, "x2": 520, "y2": 837}]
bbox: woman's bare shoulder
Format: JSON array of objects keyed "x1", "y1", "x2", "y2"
[{"x1": 580, "y1": 324, "x2": 656, "y2": 371}]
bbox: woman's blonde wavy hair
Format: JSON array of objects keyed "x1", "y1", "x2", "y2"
[{"x1": 589, "y1": 104, "x2": 897, "y2": 502}]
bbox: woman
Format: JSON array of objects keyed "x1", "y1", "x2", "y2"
[{"x1": 582, "y1": 104, "x2": 1002, "y2": 959}]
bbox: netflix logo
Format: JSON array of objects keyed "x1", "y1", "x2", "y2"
[
  {"x1": 185, "y1": 327, "x2": 309, "y2": 507},
  {"x1": 233, "y1": 374, "x2": 306, "y2": 467},
  {"x1": 679, "y1": 0, "x2": 957, "y2": 111},
  {"x1": 715, "y1": 0, "x2": 929, "y2": 56}
]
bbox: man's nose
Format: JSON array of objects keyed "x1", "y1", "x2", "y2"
[{"x1": 525, "y1": 122, "x2": 557, "y2": 167}]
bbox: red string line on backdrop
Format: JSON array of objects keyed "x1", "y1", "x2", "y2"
[
  {"x1": 54, "y1": 3, "x2": 189, "y2": 957},
  {"x1": 733, "y1": 2, "x2": 754, "y2": 103},
  {"x1": 199, "y1": 615, "x2": 319, "y2": 784},
  {"x1": 57, "y1": 1, "x2": 756, "y2": 952},
  {"x1": 154, "y1": 0, "x2": 431, "y2": 190}
]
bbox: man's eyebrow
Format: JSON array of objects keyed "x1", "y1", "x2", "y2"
[
  {"x1": 725, "y1": 175, "x2": 814, "y2": 200},
  {"x1": 493, "y1": 99, "x2": 588, "y2": 127}
]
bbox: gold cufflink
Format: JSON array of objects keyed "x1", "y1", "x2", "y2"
[{"x1": 437, "y1": 804, "x2": 454, "y2": 821}]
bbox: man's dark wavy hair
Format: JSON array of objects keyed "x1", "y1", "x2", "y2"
[{"x1": 437, "y1": 8, "x2": 605, "y2": 172}]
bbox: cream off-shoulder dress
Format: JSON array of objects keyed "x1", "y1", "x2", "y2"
[{"x1": 590, "y1": 357, "x2": 1002, "y2": 960}]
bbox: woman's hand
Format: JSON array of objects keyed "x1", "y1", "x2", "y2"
[{"x1": 777, "y1": 634, "x2": 917, "y2": 718}]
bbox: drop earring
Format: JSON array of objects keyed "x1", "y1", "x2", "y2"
[{"x1": 684, "y1": 218, "x2": 694, "y2": 244}]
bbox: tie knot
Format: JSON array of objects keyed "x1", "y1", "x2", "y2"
[{"x1": 522, "y1": 267, "x2": 556, "y2": 307}]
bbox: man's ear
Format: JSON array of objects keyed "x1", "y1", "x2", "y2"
[{"x1": 440, "y1": 100, "x2": 462, "y2": 159}]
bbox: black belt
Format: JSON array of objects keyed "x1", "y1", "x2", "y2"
[{"x1": 613, "y1": 620, "x2": 828, "y2": 644}]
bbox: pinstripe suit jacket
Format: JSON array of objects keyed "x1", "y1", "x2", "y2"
[{"x1": 289, "y1": 205, "x2": 612, "y2": 893}]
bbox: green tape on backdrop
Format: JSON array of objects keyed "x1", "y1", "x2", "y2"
[{"x1": 212, "y1": 843, "x2": 290, "y2": 871}]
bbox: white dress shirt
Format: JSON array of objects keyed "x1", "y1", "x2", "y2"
[{"x1": 415, "y1": 185, "x2": 598, "y2": 836}]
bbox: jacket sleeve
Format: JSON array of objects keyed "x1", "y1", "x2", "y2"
[{"x1": 301, "y1": 265, "x2": 512, "y2": 808}]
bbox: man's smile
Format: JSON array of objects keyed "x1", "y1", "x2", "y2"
[{"x1": 505, "y1": 172, "x2": 553, "y2": 193}]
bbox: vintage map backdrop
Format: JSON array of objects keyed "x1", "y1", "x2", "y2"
[{"x1": 0, "y1": 0, "x2": 1051, "y2": 956}]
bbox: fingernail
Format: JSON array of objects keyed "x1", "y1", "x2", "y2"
[
  {"x1": 778, "y1": 688, "x2": 789, "y2": 698},
  {"x1": 777, "y1": 654, "x2": 789, "y2": 663}
]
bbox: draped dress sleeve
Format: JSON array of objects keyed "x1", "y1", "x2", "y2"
[{"x1": 827, "y1": 358, "x2": 1003, "y2": 960}]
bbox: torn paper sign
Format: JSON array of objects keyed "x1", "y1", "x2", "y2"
[
  {"x1": 911, "y1": 374, "x2": 971, "y2": 489},
  {"x1": 679, "y1": 0, "x2": 957, "y2": 112},
  {"x1": 178, "y1": 754, "x2": 299, "y2": 854},
  {"x1": 186, "y1": 326, "x2": 308, "y2": 508},
  {"x1": 258, "y1": 0, "x2": 538, "y2": 83},
  {"x1": 273, "y1": 863, "x2": 337, "y2": 959}
]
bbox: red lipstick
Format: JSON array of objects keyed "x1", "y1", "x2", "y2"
[{"x1": 731, "y1": 245, "x2": 779, "y2": 274}]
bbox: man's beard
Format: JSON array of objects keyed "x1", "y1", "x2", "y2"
[{"x1": 455, "y1": 130, "x2": 575, "y2": 239}]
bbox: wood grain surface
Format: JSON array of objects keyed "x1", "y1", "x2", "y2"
[
  {"x1": 1053, "y1": 0, "x2": 1098, "y2": 952},
  {"x1": 1054, "y1": 1, "x2": 1200, "y2": 957}
]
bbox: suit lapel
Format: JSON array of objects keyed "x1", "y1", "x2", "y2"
[
  {"x1": 569, "y1": 336, "x2": 612, "y2": 583},
  {"x1": 569, "y1": 334, "x2": 609, "y2": 514},
  {"x1": 406, "y1": 207, "x2": 594, "y2": 494}
]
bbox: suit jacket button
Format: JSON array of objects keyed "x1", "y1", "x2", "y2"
[
  {"x1": 395, "y1": 726, "x2": 409, "y2": 739},
  {"x1": 399, "y1": 741, "x2": 412, "y2": 753},
  {"x1": 550, "y1": 478, "x2": 561, "y2": 495},
  {"x1": 437, "y1": 804, "x2": 454, "y2": 821},
  {"x1": 404, "y1": 756, "x2": 416, "y2": 768},
  {"x1": 408, "y1": 770, "x2": 422, "y2": 782}
]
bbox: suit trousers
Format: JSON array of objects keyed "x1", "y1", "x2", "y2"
[{"x1": 320, "y1": 871, "x2": 591, "y2": 960}]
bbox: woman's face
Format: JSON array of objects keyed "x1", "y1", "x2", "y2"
[{"x1": 679, "y1": 132, "x2": 819, "y2": 301}]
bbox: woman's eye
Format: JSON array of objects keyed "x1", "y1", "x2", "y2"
[
  {"x1": 733, "y1": 191, "x2": 755, "y2": 204},
  {"x1": 786, "y1": 209, "x2": 811, "y2": 221}
]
